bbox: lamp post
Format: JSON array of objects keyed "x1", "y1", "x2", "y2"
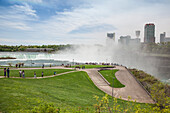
[
  {"x1": 112, "y1": 77, "x2": 115, "y2": 100},
  {"x1": 72, "y1": 59, "x2": 74, "y2": 70},
  {"x1": 73, "y1": 59, "x2": 74, "y2": 66}
]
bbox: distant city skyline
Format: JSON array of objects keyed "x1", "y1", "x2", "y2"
[{"x1": 0, "y1": 0, "x2": 170, "y2": 45}]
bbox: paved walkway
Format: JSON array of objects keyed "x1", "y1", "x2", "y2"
[{"x1": 82, "y1": 66, "x2": 154, "y2": 104}]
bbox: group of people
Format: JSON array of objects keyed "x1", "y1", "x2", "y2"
[
  {"x1": 4, "y1": 68, "x2": 44, "y2": 78},
  {"x1": 3, "y1": 68, "x2": 10, "y2": 78},
  {"x1": 15, "y1": 63, "x2": 24, "y2": 68},
  {"x1": 33, "y1": 71, "x2": 44, "y2": 78},
  {"x1": 19, "y1": 70, "x2": 25, "y2": 78}
]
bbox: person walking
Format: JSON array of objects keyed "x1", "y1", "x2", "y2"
[
  {"x1": 7, "y1": 68, "x2": 10, "y2": 78},
  {"x1": 19, "y1": 70, "x2": 22, "y2": 77},
  {"x1": 41, "y1": 71, "x2": 43, "y2": 77},
  {"x1": 54, "y1": 71, "x2": 56, "y2": 76},
  {"x1": 22, "y1": 70, "x2": 25, "y2": 78},
  {"x1": 4, "y1": 68, "x2": 6, "y2": 77},
  {"x1": 34, "y1": 71, "x2": 36, "y2": 78},
  {"x1": 42, "y1": 64, "x2": 44, "y2": 68}
]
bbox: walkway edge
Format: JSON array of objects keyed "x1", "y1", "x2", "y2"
[{"x1": 97, "y1": 70, "x2": 111, "y2": 86}]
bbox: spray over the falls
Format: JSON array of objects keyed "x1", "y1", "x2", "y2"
[{"x1": 57, "y1": 39, "x2": 169, "y2": 83}]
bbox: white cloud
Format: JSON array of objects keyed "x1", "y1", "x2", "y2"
[
  {"x1": 22, "y1": 0, "x2": 169, "y2": 44},
  {"x1": 18, "y1": 0, "x2": 43, "y2": 4},
  {"x1": 1, "y1": 0, "x2": 170, "y2": 44},
  {"x1": 30, "y1": 0, "x2": 42, "y2": 3},
  {"x1": 0, "y1": 3, "x2": 38, "y2": 31},
  {"x1": 0, "y1": 20, "x2": 30, "y2": 30},
  {"x1": 11, "y1": 3, "x2": 38, "y2": 18}
]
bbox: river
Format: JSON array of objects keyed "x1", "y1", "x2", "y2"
[{"x1": 0, "y1": 51, "x2": 169, "y2": 84}]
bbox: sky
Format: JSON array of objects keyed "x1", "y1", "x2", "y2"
[{"x1": 0, "y1": 0, "x2": 170, "y2": 45}]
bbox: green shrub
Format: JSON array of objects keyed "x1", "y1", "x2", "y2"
[
  {"x1": 151, "y1": 83, "x2": 170, "y2": 109},
  {"x1": 129, "y1": 68, "x2": 170, "y2": 110},
  {"x1": 32, "y1": 103, "x2": 59, "y2": 113}
]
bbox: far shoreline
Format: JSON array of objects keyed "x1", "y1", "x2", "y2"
[{"x1": 0, "y1": 57, "x2": 16, "y2": 59}]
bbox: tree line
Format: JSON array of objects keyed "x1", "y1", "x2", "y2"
[
  {"x1": 0, "y1": 44, "x2": 71, "y2": 52},
  {"x1": 141, "y1": 42, "x2": 170, "y2": 54}
]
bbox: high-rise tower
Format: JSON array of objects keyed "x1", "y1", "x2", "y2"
[
  {"x1": 144, "y1": 23, "x2": 155, "y2": 43},
  {"x1": 160, "y1": 32, "x2": 166, "y2": 43},
  {"x1": 107, "y1": 33, "x2": 115, "y2": 41}
]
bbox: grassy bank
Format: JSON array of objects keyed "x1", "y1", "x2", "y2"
[
  {"x1": 129, "y1": 68, "x2": 170, "y2": 109},
  {"x1": 99, "y1": 69, "x2": 125, "y2": 88},
  {"x1": 0, "y1": 71, "x2": 150, "y2": 112},
  {"x1": 0, "y1": 69, "x2": 73, "y2": 77},
  {"x1": 0, "y1": 57, "x2": 16, "y2": 59},
  {"x1": 70, "y1": 65, "x2": 114, "y2": 69}
]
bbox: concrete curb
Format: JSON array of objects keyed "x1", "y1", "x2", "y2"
[{"x1": 97, "y1": 70, "x2": 111, "y2": 86}]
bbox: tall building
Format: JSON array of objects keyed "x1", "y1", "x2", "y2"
[
  {"x1": 118, "y1": 35, "x2": 141, "y2": 45},
  {"x1": 160, "y1": 32, "x2": 170, "y2": 43},
  {"x1": 118, "y1": 35, "x2": 131, "y2": 45},
  {"x1": 135, "y1": 30, "x2": 140, "y2": 38},
  {"x1": 160, "y1": 32, "x2": 166, "y2": 43},
  {"x1": 107, "y1": 33, "x2": 115, "y2": 41},
  {"x1": 144, "y1": 23, "x2": 155, "y2": 43}
]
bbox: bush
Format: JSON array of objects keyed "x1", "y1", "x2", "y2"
[
  {"x1": 32, "y1": 103, "x2": 59, "y2": 113},
  {"x1": 94, "y1": 94, "x2": 170, "y2": 113},
  {"x1": 151, "y1": 83, "x2": 170, "y2": 109},
  {"x1": 129, "y1": 68, "x2": 170, "y2": 110}
]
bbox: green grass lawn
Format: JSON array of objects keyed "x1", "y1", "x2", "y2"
[
  {"x1": 0, "y1": 69, "x2": 73, "y2": 77},
  {"x1": 71, "y1": 65, "x2": 114, "y2": 69},
  {"x1": 99, "y1": 69, "x2": 125, "y2": 88},
  {"x1": 0, "y1": 71, "x2": 148, "y2": 112}
]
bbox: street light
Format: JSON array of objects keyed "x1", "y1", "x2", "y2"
[
  {"x1": 73, "y1": 59, "x2": 74, "y2": 65},
  {"x1": 112, "y1": 77, "x2": 115, "y2": 99},
  {"x1": 72, "y1": 59, "x2": 74, "y2": 70}
]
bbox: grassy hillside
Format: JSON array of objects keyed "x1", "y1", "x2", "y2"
[
  {"x1": 0, "y1": 71, "x2": 104, "y2": 112},
  {"x1": 0, "y1": 71, "x2": 149, "y2": 112}
]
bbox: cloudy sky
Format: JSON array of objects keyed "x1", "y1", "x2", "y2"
[{"x1": 0, "y1": 0, "x2": 170, "y2": 45}]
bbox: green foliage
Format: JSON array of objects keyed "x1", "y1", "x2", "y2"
[
  {"x1": 93, "y1": 94, "x2": 170, "y2": 113},
  {"x1": 151, "y1": 83, "x2": 170, "y2": 109},
  {"x1": 141, "y1": 42, "x2": 170, "y2": 54},
  {"x1": 71, "y1": 65, "x2": 114, "y2": 69},
  {"x1": 0, "y1": 44, "x2": 72, "y2": 52},
  {"x1": 32, "y1": 103, "x2": 58, "y2": 113},
  {"x1": 129, "y1": 68, "x2": 170, "y2": 111}
]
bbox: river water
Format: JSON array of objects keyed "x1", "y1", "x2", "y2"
[
  {"x1": 0, "y1": 52, "x2": 72, "y2": 67},
  {"x1": 0, "y1": 51, "x2": 169, "y2": 84}
]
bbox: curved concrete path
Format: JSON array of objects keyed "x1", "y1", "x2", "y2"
[{"x1": 82, "y1": 66, "x2": 154, "y2": 104}]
